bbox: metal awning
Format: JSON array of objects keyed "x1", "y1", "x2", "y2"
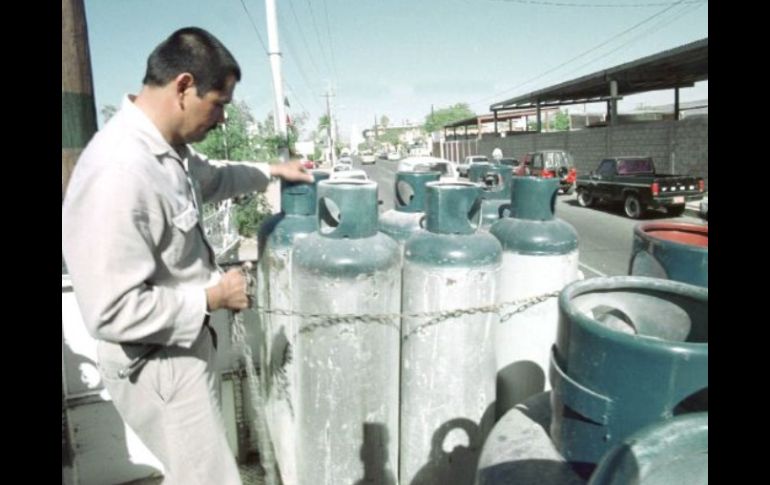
[{"x1": 490, "y1": 38, "x2": 708, "y2": 111}]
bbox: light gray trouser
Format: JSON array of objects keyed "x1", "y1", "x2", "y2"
[{"x1": 98, "y1": 328, "x2": 242, "y2": 485}]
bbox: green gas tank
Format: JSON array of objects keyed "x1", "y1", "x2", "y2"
[
  {"x1": 589, "y1": 412, "x2": 708, "y2": 485},
  {"x1": 255, "y1": 170, "x2": 328, "y2": 485},
  {"x1": 379, "y1": 170, "x2": 440, "y2": 243},
  {"x1": 400, "y1": 180, "x2": 502, "y2": 485},
  {"x1": 475, "y1": 164, "x2": 514, "y2": 230},
  {"x1": 292, "y1": 179, "x2": 401, "y2": 485},
  {"x1": 629, "y1": 221, "x2": 708, "y2": 288},
  {"x1": 551, "y1": 276, "x2": 708, "y2": 474},
  {"x1": 490, "y1": 176, "x2": 580, "y2": 418}
]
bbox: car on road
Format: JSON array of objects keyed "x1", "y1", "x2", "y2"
[
  {"x1": 397, "y1": 156, "x2": 459, "y2": 181},
  {"x1": 457, "y1": 155, "x2": 491, "y2": 177},
  {"x1": 387, "y1": 152, "x2": 401, "y2": 161},
  {"x1": 575, "y1": 156, "x2": 705, "y2": 219},
  {"x1": 338, "y1": 155, "x2": 353, "y2": 165},
  {"x1": 360, "y1": 151, "x2": 376, "y2": 164},
  {"x1": 516, "y1": 150, "x2": 577, "y2": 194},
  {"x1": 329, "y1": 169, "x2": 369, "y2": 181}
]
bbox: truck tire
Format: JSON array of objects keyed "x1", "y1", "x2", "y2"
[
  {"x1": 668, "y1": 205, "x2": 686, "y2": 217},
  {"x1": 577, "y1": 188, "x2": 594, "y2": 207},
  {"x1": 624, "y1": 193, "x2": 644, "y2": 219}
]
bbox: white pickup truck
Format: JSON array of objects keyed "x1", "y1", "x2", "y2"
[{"x1": 457, "y1": 155, "x2": 491, "y2": 177}]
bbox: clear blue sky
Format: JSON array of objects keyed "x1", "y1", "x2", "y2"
[{"x1": 83, "y1": 0, "x2": 708, "y2": 141}]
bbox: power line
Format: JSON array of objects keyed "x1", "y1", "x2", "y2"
[
  {"x1": 303, "y1": 0, "x2": 335, "y2": 82},
  {"x1": 467, "y1": 0, "x2": 690, "y2": 109},
  {"x1": 559, "y1": 0, "x2": 705, "y2": 81},
  {"x1": 286, "y1": 0, "x2": 324, "y2": 80},
  {"x1": 238, "y1": 0, "x2": 269, "y2": 55},
  {"x1": 490, "y1": 0, "x2": 706, "y2": 7},
  {"x1": 321, "y1": 0, "x2": 340, "y2": 83}
]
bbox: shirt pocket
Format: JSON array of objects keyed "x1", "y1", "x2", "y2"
[
  {"x1": 172, "y1": 203, "x2": 199, "y2": 233},
  {"x1": 165, "y1": 202, "x2": 200, "y2": 265}
]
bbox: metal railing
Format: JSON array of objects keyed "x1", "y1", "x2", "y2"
[{"x1": 203, "y1": 200, "x2": 241, "y2": 260}]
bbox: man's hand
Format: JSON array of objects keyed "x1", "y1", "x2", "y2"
[
  {"x1": 206, "y1": 268, "x2": 249, "y2": 312},
  {"x1": 270, "y1": 160, "x2": 314, "y2": 183}
]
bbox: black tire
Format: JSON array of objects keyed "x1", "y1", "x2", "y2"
[
  {"x1": 667, "y1": 205, "x2": 686, "y2": 217},
  {"x1": 564, "y1": 183, "x2": 576, "y2": 195},
  {"x1": 624, "y1": 193, "x2": 644, "y2": 219},
  {"x1": 577, "y1": 189, "x2": 594, "y2": 207}
]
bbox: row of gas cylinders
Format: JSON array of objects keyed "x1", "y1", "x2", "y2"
[{"x1": 251, "y1": 166, "x2": 708, "y2": 485}]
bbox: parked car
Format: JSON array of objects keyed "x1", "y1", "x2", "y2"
[
  {"x1": 575, "y1": 156, "x2": 705, "y2": 219},
  {"x1": 516, "y1": 150, "x2": 577, "y2": 194},
  {"x1": 397, "y1": 156, "x2": 459, "y2": 181},
  {"x1": 360, "y1": 151, "x2": 376, "y2": 164},
  {"x1": 338, "y1": 155, "x2": 353, "y2": 165},
  {"x1": 498, "y1": 157, "x2": 519, "y2": 173},
  {"x1": 333, "y1": 163, "x2": 352, "y2": 172},
  {"x1": 330, "y1": 169, "x2": 369, "y2": 181},
  {"x1": 387, "y1": 152, "x2": 401, "y2": 161},
  {"x1": 457, "y1": 155, "x2": 491, "y2": 177}
]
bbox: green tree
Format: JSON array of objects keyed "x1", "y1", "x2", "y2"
[
  {"x1": 550, "y1": 110, "x2": 571, "y2": 131},
  {"x1": 423, "y1": 103, "x2": 475, "y2": 134},
  {"x1": 193, "y1": 100, "x2": 273, "y2": 237},
  {"x1": 379, "y1": 115, "x2": 390, "y2": 129}
]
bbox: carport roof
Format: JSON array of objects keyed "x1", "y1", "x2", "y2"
[{"x1": 490, "y1": 38, "x2": 708, "y2": 111}]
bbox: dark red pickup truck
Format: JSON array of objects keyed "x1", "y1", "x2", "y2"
[{"x1": 575, "y1": 157, "x2": 705, "y2": 219}]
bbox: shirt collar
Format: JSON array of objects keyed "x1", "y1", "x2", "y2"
[{"x1": 120, "y1": 95, "x2": 188, "y2": 168}]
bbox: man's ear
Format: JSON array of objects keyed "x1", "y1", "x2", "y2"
[{"x1": 175, "y1": 73, "x2": 195, "y2": 101}]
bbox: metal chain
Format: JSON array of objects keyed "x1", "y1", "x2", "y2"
[
  {"x1": 230, "y1": 264, "x2": 278, "y2": 485},
  {"x1": 246, "y1": 290, "x2": 561, "y2": 341}
]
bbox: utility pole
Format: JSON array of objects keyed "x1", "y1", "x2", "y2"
[
  {"x1": 323, "y1": 88, "x2": 336, "y2": 165},
  {"x1": 265, "y1": 0, "x2": 289, "y2": 161}
]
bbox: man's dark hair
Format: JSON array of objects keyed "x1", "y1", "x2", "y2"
[{"x1": 142, "y1": 27, "x2": 241, "y2": 97}]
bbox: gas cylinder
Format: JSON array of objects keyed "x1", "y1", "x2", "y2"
[
  {"x1": 476, "y1": 164, "x2": 513, "y2": 230},
  {"x1": 292, "y1": 179, "x2": 401, "y2": 485},
  {"x1": 489, "y1": 176, "x2": 579, "y2": 418},
  {"x1": 629, "y1": 221, "x2": 708, "y2": 287},
  {"x1": 255, "y1": 170, "x2": 328, "y2": 485},
  {"x1": 379, "y1": 170, "x2": 440, "y2": 244},
  {"x1": 551, "y1": 276, "x2": 708, "y2": 470},
  {"x1": 400, "y1": 180, "x2": 502, "y2": 485}
]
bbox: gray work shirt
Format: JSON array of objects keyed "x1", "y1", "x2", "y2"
[{"x1": 62, "y1": 95, "x2": 271, "y2": 348}]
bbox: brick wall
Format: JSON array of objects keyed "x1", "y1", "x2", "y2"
[{"x1": 437, "y1": 116, "x2": 708, "y2": 189}]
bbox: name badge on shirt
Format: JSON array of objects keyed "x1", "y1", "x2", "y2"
[{"x1": 172, "y1": 204, "x2": 199, "y2": 232}]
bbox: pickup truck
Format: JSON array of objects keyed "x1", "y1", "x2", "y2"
[
  {"x1": 457, "y1": 155, "x2": 491, "y2": 177},
  {"x1": 575, "y1": 156, "x2": 705, "y2": 219}
]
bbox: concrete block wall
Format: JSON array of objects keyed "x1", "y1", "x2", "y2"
[{"x1": 438, "y1": 116, "x2": 708, "y2": 189}]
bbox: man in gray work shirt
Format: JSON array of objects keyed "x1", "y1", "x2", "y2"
[{"x1": 62, "y1": 27, "x2": 312, "y2": 484}]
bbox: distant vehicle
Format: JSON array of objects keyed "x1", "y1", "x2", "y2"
[
  {"x1": 457, "y1": 155, "x2": 491, "y2": 177},
  {"x1": 360, "y1": 151, "x2": 376, "y2": 164},
  {"x1": 329, "y1": 169, "x2": 369, "y2": 181},
  {"x1": 333, "y1": 163, "x2": 352, "y2": 172},
  {"x1": 397, "y1": 156, "x2": 459, "y2": 181},
  {"x1": 575, "y1": 156, "x2": 705, "y2": 219},
  {"x1": 387, "y1": 152, "x2": 401, "y2": 161},
  {"x1": 498, "y1": 157, "x2": 519, "y2": 171},
  {"x1": 338, "y1": 156, "x2": 353, "y2": 165},
  {"x1": 516, "y1": 150, "x2": 576, "y2": 194},
  {"x1": 300, "y1": 159, "x2": 315, "y2": 170}
]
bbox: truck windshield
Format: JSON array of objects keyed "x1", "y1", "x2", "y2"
[{"x1": 617, "y1": 158, "x2": 654, "y2": 175}]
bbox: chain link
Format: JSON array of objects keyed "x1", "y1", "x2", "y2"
[{"x1": 246, "y1": 290, "x2": 560, "y2": 340}]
